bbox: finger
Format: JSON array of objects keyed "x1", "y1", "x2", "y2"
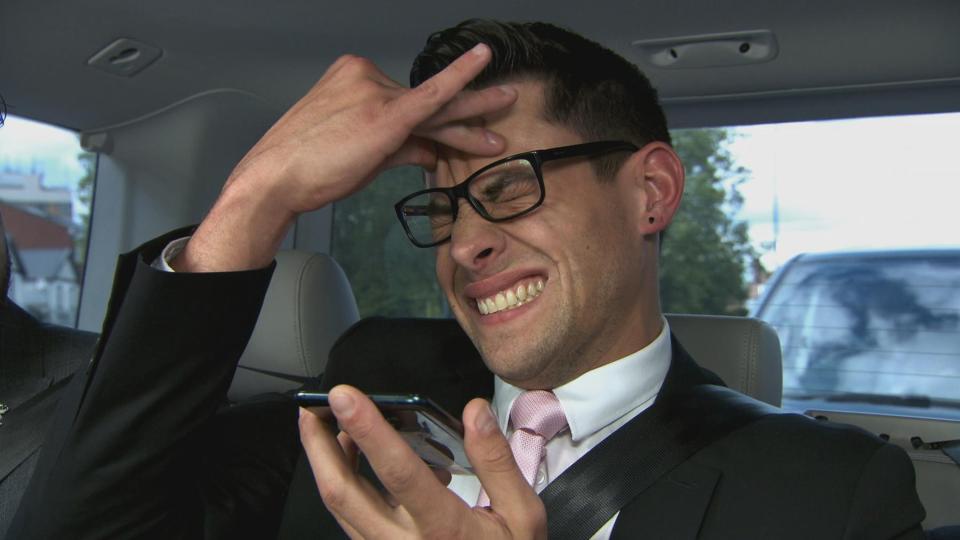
[
  {"x1": 463, "y1": 399, "x2": 547, "y2": 535},
  {"x1": 337, "y1": 431, "x2": 360, "y2": 473},
  {"x1": 421, "y1": 123, "x2": 506, "y2": 157},
  {"x1": 381, "y1": 135, "x2": 439, "y2": 171},
  {"x1": 387, "y1": 43, "x2": 493, "y2": 131},
  {"x1": 417, "y1": 85, "x2": 518, "y2": 130},
  {"x1": 432, "y1": 466, "x2": 453, "y2": 487},
  {"x1": 334, "y1": 514, "x2": 366, "y2": 540},
  {"x1": 326, "y1": 386, "x2": 467, "y2": 524},
  {"x1": 298, "y1": 406, "x2": 397, "y2": 538}
]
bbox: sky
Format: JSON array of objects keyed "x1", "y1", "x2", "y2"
[
  {"x1": 0, "y1": 115, "x2": 88, "y2": 188},
  {"x1": 728, "y1": 112, "x2": 960, "y2": 269},
  {"x1": 2, "y1": 111, "x2": 959, "y2": 273}
]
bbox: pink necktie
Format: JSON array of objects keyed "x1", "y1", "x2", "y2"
[{"x1": 477, "y1": 391, "x2": 568, "y2": 506}]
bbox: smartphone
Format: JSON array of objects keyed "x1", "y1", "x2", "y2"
[{"x1": 295, "y1": 391, "x2": 472, "y2": 474}]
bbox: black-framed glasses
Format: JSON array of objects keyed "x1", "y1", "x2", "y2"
[{"x1": 394, "y1": 140, "x2": 638, "y2": 247}]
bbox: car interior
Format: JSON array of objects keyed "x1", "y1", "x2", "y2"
[{"x1": 2, "y1": 0, "x2": 959, "y2": 536}]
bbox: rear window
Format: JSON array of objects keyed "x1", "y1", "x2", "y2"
[{"x1": 756, "y1": 252, "x2": 960, "y2": 419}]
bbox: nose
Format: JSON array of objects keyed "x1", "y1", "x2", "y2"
[{"x1": 448, "y1": 200, "x2": 506, "y2": 271}]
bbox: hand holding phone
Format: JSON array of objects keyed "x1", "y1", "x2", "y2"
[{"x1": 296, "y1": 391, "x2": 472, "y2": 474}]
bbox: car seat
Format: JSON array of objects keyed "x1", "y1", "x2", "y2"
[{"x1": 227, "y1": 250, "x2": 359, "y2": 402}]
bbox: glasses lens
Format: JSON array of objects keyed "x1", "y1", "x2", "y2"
[
  {"x1": 399, "y1": 191, "x2": 455, "y2": 246},
  {"x1": 468, "y1": 158, "x2": 541, "y2": 219}
]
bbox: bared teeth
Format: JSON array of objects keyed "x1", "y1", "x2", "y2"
[{"x1": 476, "y1": 279, "x2": 545, "y2": 315}]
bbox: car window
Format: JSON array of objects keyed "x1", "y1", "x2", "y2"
[
  {"x1": 331, "y1": 166, "x2": 448, "y2": 317},
  {"x1": 757, "y1": 253, "x2": 960, "y2": 419},
  {"x1": 0, "y1": 114, "x2": 96, "y2": 327}
]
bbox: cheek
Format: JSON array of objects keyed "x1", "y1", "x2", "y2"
[
  {"x1": 434, "y1": 249, "x2": 457, "y2": 296},
  {"x1": 434, "y1": 250, "x2": 448, "y2": 281}
]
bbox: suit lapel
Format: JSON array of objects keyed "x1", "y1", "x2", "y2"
[
  {"x1": 597, "y1": 336, "x2": 726, "y2": 539},
  {"x1": 610, "y1": 460, "x2": 720, "y2": 540}
]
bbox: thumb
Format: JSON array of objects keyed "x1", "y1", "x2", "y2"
[{"x1": 463, "y1": 399, "x2": 546, "y2": 535}]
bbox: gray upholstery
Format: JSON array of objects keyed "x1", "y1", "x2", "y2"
[
  {"x1": 666, "y1": 313, "x2": 783, "y2": 407},
  {"x1": 228, "y1": 251, "x2": 359, "y2": 402}
]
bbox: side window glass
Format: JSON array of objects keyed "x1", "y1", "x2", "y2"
[
  {"x1": 661, "y1": 128, "x2": 758, "y2": 316},
  {"x1": 331, "y1": 166, "x2": 448, "y2": 317},
  {"x1": 1, "y1": 114, "x2": 96, "y2": 327}
]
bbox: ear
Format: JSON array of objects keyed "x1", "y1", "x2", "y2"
[{"x1": 618, "y1": 142, "x2": 685, "y2": 236}]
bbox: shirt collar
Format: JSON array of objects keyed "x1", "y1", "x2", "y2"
[{"x1": 491, "y1": 318, "x2": 673, "y2": 441}]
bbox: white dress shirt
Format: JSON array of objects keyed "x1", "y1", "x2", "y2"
[
  {"x1": 448, "y1": 321, "x2": 672, "y2": 539},
  {"x1": 155, "y1": 237, "x2": 190, "y2": 271}
]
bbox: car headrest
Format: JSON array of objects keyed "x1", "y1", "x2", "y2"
[
  {"x1": 323, "y1": 314, "x2": 782, "y2": 410},
  {"x1": 666, "y1": 313, "x2": 782, "y2": 406},
  {"x1": 228, "y1": 250, "x2": 359, "y2": 402}
]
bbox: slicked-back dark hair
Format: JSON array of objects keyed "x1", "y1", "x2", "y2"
[{"x1": 410, "y1": 19, "x2": 671, "y2": 178}]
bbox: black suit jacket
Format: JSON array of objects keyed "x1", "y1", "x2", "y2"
[
  {"x1": 0, "y1": 301, "x2": 97, "y2": 537},
  {"x1": 7, "y1": 232, "x2": 926, "y2": 539},
  {"x1": 6, "y1": 229, "x2": 301, "y2": 539}
]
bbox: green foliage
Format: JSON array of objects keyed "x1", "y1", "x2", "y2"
[
  {"x1": 661, "y1": 128, "x2": 756, "y2": 315},
  {"x1": 73, "y1": 150, "x2": 96, "y2": 266},
  {"x1": 331, "y1": 167, "x2": 448, "y2": 317}
]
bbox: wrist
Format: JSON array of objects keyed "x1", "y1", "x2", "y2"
[{"x1": 174, "y1": 175, "x2": 297, "y2": 272}]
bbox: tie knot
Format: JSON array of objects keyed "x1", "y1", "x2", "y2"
[{"x1": 510, "y1": 390, "x2": 567, "y2": 440}]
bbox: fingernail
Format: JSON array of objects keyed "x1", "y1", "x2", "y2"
[
  {"x1": 470, "y1": 43, "x2": 490, "y2": 57},
  {"x1": 497, "y1": 85, "x2": 516, "y2": 97},
  {"x1": 485, "y1": 130, "x2": 500, "y2": 146},
  {"x1": 475, "y1": 403, "x2": 498, "y2": 435},
  {"x1": 328, "y1": 389, "x2": 356, "y2": 418}
]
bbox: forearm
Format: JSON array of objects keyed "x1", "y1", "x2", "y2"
[{"x1": 174, "y1": 169, "x2": 297, "y2": 273}]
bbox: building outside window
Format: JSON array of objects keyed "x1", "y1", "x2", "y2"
[{"x1": 0, "y1": 115, "x2": 95, "y2": 328}]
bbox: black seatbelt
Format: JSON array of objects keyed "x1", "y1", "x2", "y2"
[{"x1": 540, "y1": 385, "x2": 781, "y2": 540}]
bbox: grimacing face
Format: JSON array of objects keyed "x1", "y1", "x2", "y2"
[{"x1": 433, "y1": 81, "x2": 661, "y2": 390}]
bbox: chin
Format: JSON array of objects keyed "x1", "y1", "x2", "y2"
[{"x1": 478, "y1": 342, "x2": 551, "y2": 386}]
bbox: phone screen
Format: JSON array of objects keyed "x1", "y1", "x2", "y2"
[{"x1": 295, "y1": 392, "x2": 472, "y2": 474}]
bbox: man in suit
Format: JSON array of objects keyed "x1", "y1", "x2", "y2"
[
  {"x1": 9, "y1": 19, "x2": 926, "y2": 539},
  {"x1": 292, "y1": 20, "x2": 926, "y2": 539}
]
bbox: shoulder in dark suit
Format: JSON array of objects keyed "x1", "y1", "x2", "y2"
[
  {"x1": 612, "y1": 342, "x2": 925, "y2": 540},
  {"x1": 6, "y1": 230, "x2": 301, "y2": 540}
]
